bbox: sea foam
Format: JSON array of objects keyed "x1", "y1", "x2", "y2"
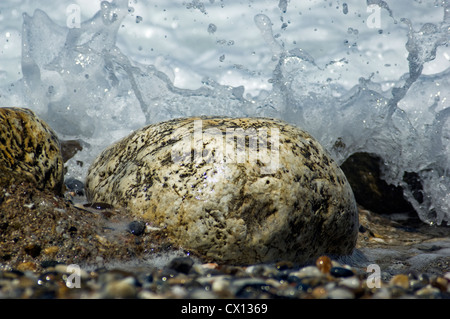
[{"x1": 0, "y1": 0, "x2": 449, "y2": 225}]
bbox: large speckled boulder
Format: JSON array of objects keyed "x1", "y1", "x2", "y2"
[
  {"x1": 85, "y1": 117, "x2": 358, "y2": 264},
  {"x1": 0, "y1": 107, "x2": 64, "y2": 193}
]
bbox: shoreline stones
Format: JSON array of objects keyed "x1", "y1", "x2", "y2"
[
  {"x1": 1, "y1": 253, "x2": 449, "y2": 299},
  {"x1": 85, "y1": 117, "x2": 359, "y2": 265},
  {"x1": 0, "y1": 181, "x2": 175, "y2": 273},
  {"x1": 340, "y1": 152, "x2": 416, "y2": 215},
  {"x1": 0, "y1": 107, "x2": 64, "y2": 194}
]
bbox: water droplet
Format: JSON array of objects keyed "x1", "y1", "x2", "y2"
[
  {"x1": 278, "y1": 0, "x2": 288, "y2": 13},
  {"x1": 207, "y1": 23, "x2": 217, "y2": 34},
  {"x1": 342, "y1": 3, "x2": 348, "y2": 15}
]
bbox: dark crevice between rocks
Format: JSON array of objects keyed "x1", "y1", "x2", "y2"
[{"x1": 340, "y1": 152, "x2": 423, "y2": 228}]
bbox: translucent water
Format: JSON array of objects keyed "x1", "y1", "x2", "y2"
[{"x1": 0, "y1": 0, "x2": 449, "y2": 225}]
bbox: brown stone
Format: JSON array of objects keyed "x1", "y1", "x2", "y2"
[{"x1": 0, "y1": 107, "x2": 64, "y2": 194}]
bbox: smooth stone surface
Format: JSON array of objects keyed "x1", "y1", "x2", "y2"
[
  {"x1": 0, "y1": 107, "x2": 64, "y2": 193},
  {"x1": 330, "y1": 267, "x2": 355, "y2": 278},
  {"x1": 85, "y1": 117, "x2": 358, "y2": 264}
]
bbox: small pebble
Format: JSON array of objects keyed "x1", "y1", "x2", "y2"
[
  {"x1": 431, "y1": 276, "x2": 448, "y2": 292},
  {"x1": 330, "y1": 267, "x2": 354, "y2": 278},
  {"x1": 316, "y1": 255, "x2": 332, "y2": 274},
  {"x1": 311, "y1": 286, "x2": 328, "y2": 299},
  {"x1": 339, "y1": 277, "x2": 361, "y2": 290},
  {"x1": 211, "y1": 276, "x2": 231, "y2": 293},
  {"x1": 246, "y1": 264, "x2": 277, "y2": 277},
  {"x1": 127, "y1": 221, "x2": 146, "y2": 236},
  {"x1": 415, "y1": 284, "x2": 441, "y2": 298},
  {"x1": 328, "y1": 287, "x2": 355, "y2": 299},
  {"x1": 371, "y1": 287, "x2": 392, "y2": 299},
  {"x1": 43, "y1": 246, "x2": 59, "y2": 256},
  {"x1": 64, "y1": 178, "x2": 85, "y2": 196},
  {"x1": 409, "y1": 279, "x2": 426, "y2": 292},
  {"x1": 104, "y1": 277, "x2": 138, "y2": 298},
  {"x1": 390, "y1": 274, "x2": 409, "y2": 290},
  {"x1": 290, "y1": 266, "x2": 323, "y2": 279},
  {"x1": 166, "y1": 257, "x2": 195, "y2": 274},
  {"x1": 16, "y1": 262, "x2": 37, "y2": 272}
]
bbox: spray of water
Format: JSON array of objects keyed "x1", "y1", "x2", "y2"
[{"x1": 0, "y1": 0, "x2": 449, "y2": 225}]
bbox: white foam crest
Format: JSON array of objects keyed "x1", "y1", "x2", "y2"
[{"x1": 0, "y1": 0, "x2": 449, "y2": 225}]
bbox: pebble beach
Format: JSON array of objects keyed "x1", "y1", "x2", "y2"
[
  {"x1": 0, "y1": 1, "x2": 449, "y2": 310},
  {"x1": 1, "y1": 179, "x2": 449, "y2": 300}
]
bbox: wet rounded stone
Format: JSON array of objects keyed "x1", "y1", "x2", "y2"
[
  {"x1": 64, "y1": 177, "x2": 85, "y2": 196},
  {"x1": 85, "y1": 117, "x2": 358, "y2": 264},
  {"x1": 390, "y1": 274, "x2": 410, "y2": 290},
  {"x1": 330, "y1": 267, "x2": 354, "y2": 278},
  {"x1": 127, "y1": 221, "x2": 146, "y2": 236},
  {"x1": 0, "y1": 107, "x2": 64, "y2": 193},
  {"x1": 166, "y1": 257, "x2": 195, "y2": 274},
  {"x1": 316, "y1": 256, "x2": 332, "y2": 274}
]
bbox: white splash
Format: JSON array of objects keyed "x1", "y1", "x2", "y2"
[{"x1": 0, "y1": 0, "x2": 449, "y2": 225}]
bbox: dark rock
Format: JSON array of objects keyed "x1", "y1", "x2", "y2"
[
  {"x1": 341, "y1": 152, "x2": 416, "y2": 215},
  {"x1": 167, "y1": 257, "x2": 195, "y2": 274},
  {"x1": 275, "y1": 260, "x2": 294, "y2": 271},
  {"x1": 403, "y1": 171, "x2": 424, "y2": 204},
  {"x1": 64, "y1": 177, "x2": 85, "y2": 196},
  {"x1": 24, "y1": 243, "x2": 42, "y2": 258},
  {"x1": 60, "y1": 139, "x2": 83, "y2": 163},
  {"x1": 330, "y1": 267, "x2": 354, "y2": 278},
  {"x1": 127, "y1": 221, "x2": 145, "y2": 236}
]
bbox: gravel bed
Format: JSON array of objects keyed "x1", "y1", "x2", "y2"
[
  {"x1": 1, "y1": 180, "x2": 449, "y2": 300},
  {"x1": 0, "y1": 254, "x2": 449, "y2": 299}
]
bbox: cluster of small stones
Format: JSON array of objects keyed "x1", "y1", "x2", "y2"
[
  {"x1": 0, "y1": 255, "x2": 449, "y2": 299},
  {"x1": 0, "y1": 181, "x2": 176, "y2": 273}
]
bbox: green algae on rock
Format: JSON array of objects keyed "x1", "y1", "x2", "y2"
[
  {"x1": 0, "y1": 107, "x2": 64, "y2": 194},
  {"x1": 85, "y1": 117, "x2": 358, "y2": 265}
]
